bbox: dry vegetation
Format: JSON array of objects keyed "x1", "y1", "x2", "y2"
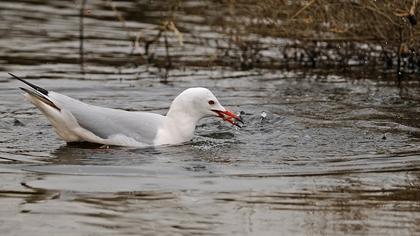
[
  {"x1": 82, "y1": 0, "x2": 420, "y2": 79},
  {"x1": 209, "y1": 0, "x2": 420, "y2": 77}
]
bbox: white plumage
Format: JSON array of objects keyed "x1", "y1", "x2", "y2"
[{"x1": 11, "y1": 73, "x2": 242, "y2": 147}]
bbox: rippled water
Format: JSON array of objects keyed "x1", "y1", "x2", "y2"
[{"x1": 2, "y1": 1, "x2": 420, "y2": 235}]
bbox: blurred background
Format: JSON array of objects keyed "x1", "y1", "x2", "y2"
[{"x1": 2, "y1": 0, "x2": 420, "y2": 81}]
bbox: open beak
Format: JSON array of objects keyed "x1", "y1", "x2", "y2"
[{"x1": 212, "y1": 109, "x2": 244, "y2": 127}]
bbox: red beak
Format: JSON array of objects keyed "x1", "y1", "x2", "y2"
[{"x1": 212, "y1": 109, "x2": 244, "y2": 127}]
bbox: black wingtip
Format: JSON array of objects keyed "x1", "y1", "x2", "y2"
[
  {"x1": 19, "y1": 87, "x2": 60, "y2": 111},
  {"x1": 9, "y1": 73, "x2": 49, "y2": 96}
]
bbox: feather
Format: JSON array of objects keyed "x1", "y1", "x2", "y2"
[
  {"x1": 9, "y1": 73, "x2": 49, "y2": 95},
  {"x1": 19, "y1": 87, "x2": 60, "y2": 111}
]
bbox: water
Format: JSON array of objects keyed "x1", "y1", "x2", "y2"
[{"x1": 2, "y1": 1, "x2": 420, "y2": 235}]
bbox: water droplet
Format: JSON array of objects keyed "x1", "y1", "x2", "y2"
[{"x1": 260, "y1": 111, "x2": 267, "y2": 120}]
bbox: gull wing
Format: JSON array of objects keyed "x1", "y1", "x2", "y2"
[
  {"x1": 48, "y1": 92, "x2": 164, "y2": 145},
  {"x1": 11, "y1": 73, "x2": 164, "y2": 146}
]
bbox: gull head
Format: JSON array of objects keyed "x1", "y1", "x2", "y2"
[{"x1": 167, "y1": 87, "x2": 243, "y2": 127}]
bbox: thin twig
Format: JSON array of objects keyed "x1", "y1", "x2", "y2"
[
  {"x1": 79, "y1": 0, "x2": 87, "y2": 74},
  {"x1": 106, "y1": 0, "x2": 135, "y2": 48},
  {"x1": 291, "y1": 0, "x2": 316, "y2": 19}
]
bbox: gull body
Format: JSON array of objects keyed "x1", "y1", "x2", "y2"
[{"x1": 10, "y1": 73, "x2": 242, "y2": 147}]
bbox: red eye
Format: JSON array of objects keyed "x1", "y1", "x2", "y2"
[{"x1": 208, "y1": 100, "x2": 215, "y2": 105}]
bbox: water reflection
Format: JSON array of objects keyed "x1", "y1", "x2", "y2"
[
  {"x1": 50, "y1": 143, "x2": 159, "y2": 166},
  {"x1": 3, "y1": 74, "x2": 420, "y2": 234}
]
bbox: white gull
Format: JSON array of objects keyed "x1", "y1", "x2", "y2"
[{"x1": 10, "y1": 73, "x2": 243, "y2": 147}]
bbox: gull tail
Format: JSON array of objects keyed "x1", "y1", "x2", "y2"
[
  {"x1": 10, "y1": 72, "x2": 83, "y2": 142},
  {"x1": 9, "y1": 73, "x2": 60, "y2": 111}
]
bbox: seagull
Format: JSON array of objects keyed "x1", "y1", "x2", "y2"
[{"x1": 9, "y1": 73, "x2": 243, "y2": 147}]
